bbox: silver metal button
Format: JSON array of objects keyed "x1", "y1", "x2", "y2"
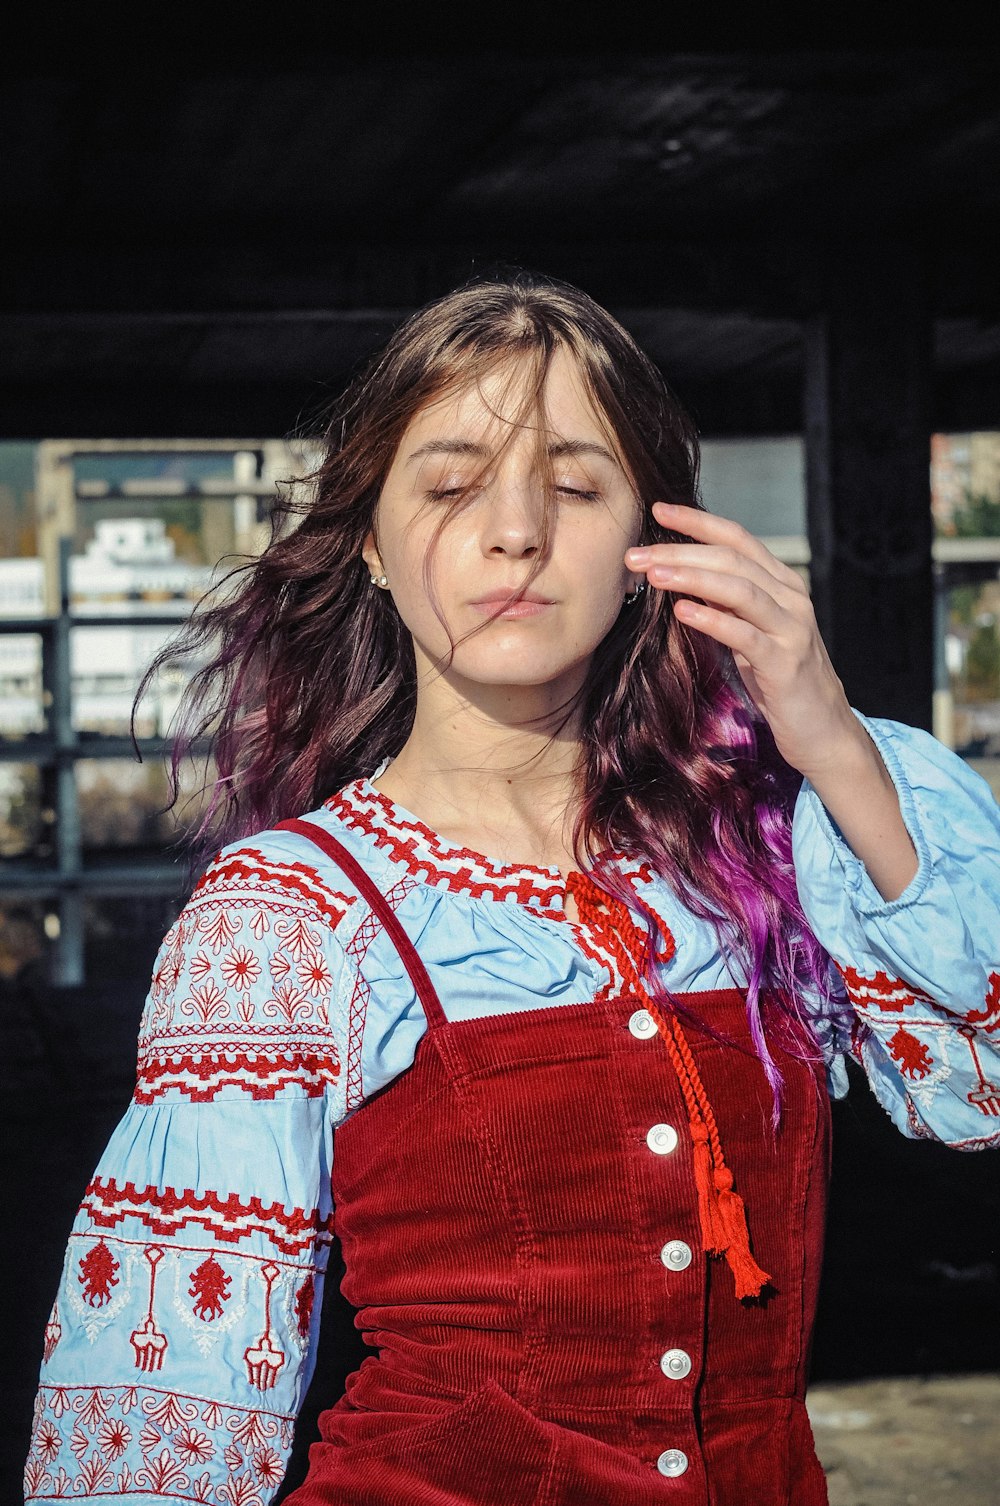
[
  {"x1": 628, "y1": 1008, "x2": 657, "y2": 1039},
  {"x1": 646, "y1": 1123, "x2": 678, "y2": 1155},
  {"x1": 657, "y1": 1448, "x2": 689, "y2": 1478},
  {"x1": 660, "y1": 1347, "x2": 692, "y2": 1380},
  {"x1": 660, "y1": 1239, "x2": 693, "y2": 1271}
]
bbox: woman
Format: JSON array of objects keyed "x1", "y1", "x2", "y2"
[{"x1": 25, "y1": 274, "x2": 1000, "y2": 1505}]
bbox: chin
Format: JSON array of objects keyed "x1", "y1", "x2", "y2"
[{"x1": 449, "y1": 645, "x2": 594, "y2": 689}]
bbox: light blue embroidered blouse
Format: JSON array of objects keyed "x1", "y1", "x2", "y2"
[{"x1": 24, "y1": 712, "x2": 1000, "y2": 1503}]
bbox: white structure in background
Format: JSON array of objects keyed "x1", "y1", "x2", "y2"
[{"x1": 0, "y1": 519, "x2": 212, "y2": 737}]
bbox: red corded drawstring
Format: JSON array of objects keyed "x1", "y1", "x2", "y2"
[{"x1": 565, "y1": 870, "x2": 772, "y2": 1300}]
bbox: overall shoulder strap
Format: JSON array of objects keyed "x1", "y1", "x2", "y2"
[{"x1": 275, "y1": 817, "x2": 448, "y2": 1031}]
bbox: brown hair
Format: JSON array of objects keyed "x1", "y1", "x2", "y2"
[{"x1": 145, "y1": 268, "x2": 843, "y2": 1115}]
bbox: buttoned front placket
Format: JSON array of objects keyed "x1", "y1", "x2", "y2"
[{"x1": 621, "y1": 995, "x2": 707, "y2": 1494}]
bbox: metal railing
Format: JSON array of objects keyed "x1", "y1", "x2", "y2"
[{"x1": 0, "y1": 441, "x2": 291, "y2": 984}]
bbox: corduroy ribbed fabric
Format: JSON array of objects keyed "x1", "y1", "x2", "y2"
[{"x1": 280, "y1": 827, "x2": 832, "y2": 1505}]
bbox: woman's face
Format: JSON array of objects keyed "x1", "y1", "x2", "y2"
[{"x1": 363, "y1": 345, "x2": 646, "y2": 691}]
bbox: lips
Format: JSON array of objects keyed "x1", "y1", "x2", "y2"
[{"x1": 470, "y1": 590, "x2": 555, "y2": 606}]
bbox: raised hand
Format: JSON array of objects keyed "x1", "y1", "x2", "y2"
[{"x1": 626, "y1": 501, "x2": 862, "y2": 781}]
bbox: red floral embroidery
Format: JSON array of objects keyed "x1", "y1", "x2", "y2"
[
  {"x1": 274, "y1": 915, "x2": 323, "y2": 961},
  {"x1": 134, "y1": 1447, "x2": 190, "y2": 1493},
  {"x1": 223, "y1": 1440, "x2": 244, "y2": 1471},
  {"x1": 174, "y1": 1424, "x2": 215, "y2": 1464},
  {"x1": 191, "y1": 1468, "x2": 214, "y2": 1503},
  {"x1": 229, "y1": 1407, "x2": 279, "y2": 1448},
  {"x1": 138, "y1": 1419, "x2": 162, "y2": 1452},
  {"x1": 265, "y1": 979, "x2": 310, "y2": 1025},
  {"x1": 197, "y1": 908, "x2": 240, "y2": 954},
  {"x1": 189, "y1": 1255, "x2": 231, "y2": 1320},
  {"x1": 180, "y1": 979, "x2": 230, "y2": 1024},
  {"x1": 297, "y1": 951, "x2": 334, "y2": 996},
  {"x1": 217, "y1": 1475, "x2": 264, "y2": 1506},
  {"x1": 74, "y1": 1388, "x2": 113, "y2": 1429},
  {"x1": 294, "y1": 1274, "x2": 315, "y2": 1339},
  {"x1": 252, "y1": 1445, "x2": 285, "y2": 1485},
  {"x1": 33, "y1": 1420, "x2": 61, "y2": 1463},
  {"x1": 221, "y1": 946, "x2": 263, "y2": 989},
  {"x1": 269, "y1": 949, "x2": 292, "y2": 981},
  {"x1": 77, "y1": 1240, "x2": 119, "y2": 1307},
  {"x1": 30, "y1": 1382, "x2": 290, "y2": 1503},
  {"x1": 887, "y1": 1025, "x2": 934, "y2": 1079},
  {"x1": 23, "y1": 1459, "x2": 46, "y2": 1495},
  {"x1": 189, "y1": 951, "x2": 212, "y2": 982},
  {"x1": 76, "y1": 1453, "x2": 115, "y2": 1493},
  {"x1": 96, "y1": 1418, "x2": 131, "y2": 1459}
]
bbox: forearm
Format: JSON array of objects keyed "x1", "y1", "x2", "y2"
[{"x1": 801, "y1": 723, "x2": 919, "y2": 904}]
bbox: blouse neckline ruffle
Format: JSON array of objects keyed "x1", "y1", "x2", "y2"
[{"x1": 324, "y1": 776, "x2": 655, "y2": 920}]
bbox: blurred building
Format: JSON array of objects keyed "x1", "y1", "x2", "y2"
[
  {"x1": 0, "y1": 518, "x2": 209, "y2": 736},
  {"x1": 932, "y1": 432, "x2": 1000, "y2": 530}
]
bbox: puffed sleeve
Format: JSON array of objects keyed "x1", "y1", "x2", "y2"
[
  {"x1": 791, "y1": 710, "x2": 1000, "y2": 1150},
  {"x1": 24, "y1": 835, "x2": 356, "y2": 1504}
]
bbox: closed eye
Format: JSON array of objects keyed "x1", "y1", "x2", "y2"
[{"x1": 426, "y1": 485, "x2": 601, "y2": 502}]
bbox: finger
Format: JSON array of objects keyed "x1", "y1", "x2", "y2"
[
  {"x1": 649, "y1": 564, "x2": 787, "y2": 635},
  {"x1": 649, "y1": 501, "x2": 807, "y2": 595},
  {"x1": 672, "y1": 596, "x2": 769, "y2": 658},
  {"x1": 630, "y1": 543, "x2": 806, "y2": 608},
  {"x1": 649, "y1": 510, "x2": 806, "y2": 595}
]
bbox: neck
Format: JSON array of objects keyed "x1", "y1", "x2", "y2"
[{"x1": 374, "y1": 655, "x2": 591, "y2": 864}]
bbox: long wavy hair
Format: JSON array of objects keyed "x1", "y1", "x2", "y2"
[{"x1": 140, "y1": 270, "x2": 847, "y2": 1118}]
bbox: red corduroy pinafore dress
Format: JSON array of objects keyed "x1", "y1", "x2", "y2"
[{"x1": 281, "y1": 821, "x2": 832, "y2": 1506}]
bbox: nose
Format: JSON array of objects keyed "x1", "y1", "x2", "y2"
[{"x1": 481, "y1": 479, "x2": 545, "y2": 559}]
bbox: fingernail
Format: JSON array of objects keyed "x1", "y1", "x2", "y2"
[{"x1": 626, "y1": 548, "x2": 651, "y2": 563}]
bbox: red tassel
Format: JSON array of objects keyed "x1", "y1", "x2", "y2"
[
  {"x1": 690, "y1": 1121, "x2": 725, "y2": 1255},
  {"x1": 712, "y1": 1168, "x2": 772, "y2": 1299}
]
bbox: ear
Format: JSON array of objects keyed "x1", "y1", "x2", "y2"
[{"x1": 361, "y1": 529, "x2": 382, "y2": 576}]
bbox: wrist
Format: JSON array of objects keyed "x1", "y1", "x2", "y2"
[{"x1": 797, "y1": 710, "x2": 877, "y2": 792}]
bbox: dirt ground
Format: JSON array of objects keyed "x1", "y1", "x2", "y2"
[{"x1": 806, "y1": 1373, "x2": 1000, "y2": 1505}]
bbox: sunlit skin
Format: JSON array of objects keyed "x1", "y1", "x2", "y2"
[
  {"x1": 363, "y1": 346, "x2": 918, "y2": 907},
  {"x1": 362, "y1": 347, "x2": 646, "y2": 880},
  {"x1": 365, "y1": 348, "x2": 645, "y2": 697}
]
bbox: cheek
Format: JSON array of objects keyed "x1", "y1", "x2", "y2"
[
  {"x1": 383, "y1": 531, "x2": 467, "y2": 642},
  {"x1": 573, "y1": 525, "x2": 633, "y2": 595}
]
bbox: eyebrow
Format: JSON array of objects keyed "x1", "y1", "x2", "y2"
[{"x1": 405, "y1": 438, "x2": 620, "y2": 467}]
